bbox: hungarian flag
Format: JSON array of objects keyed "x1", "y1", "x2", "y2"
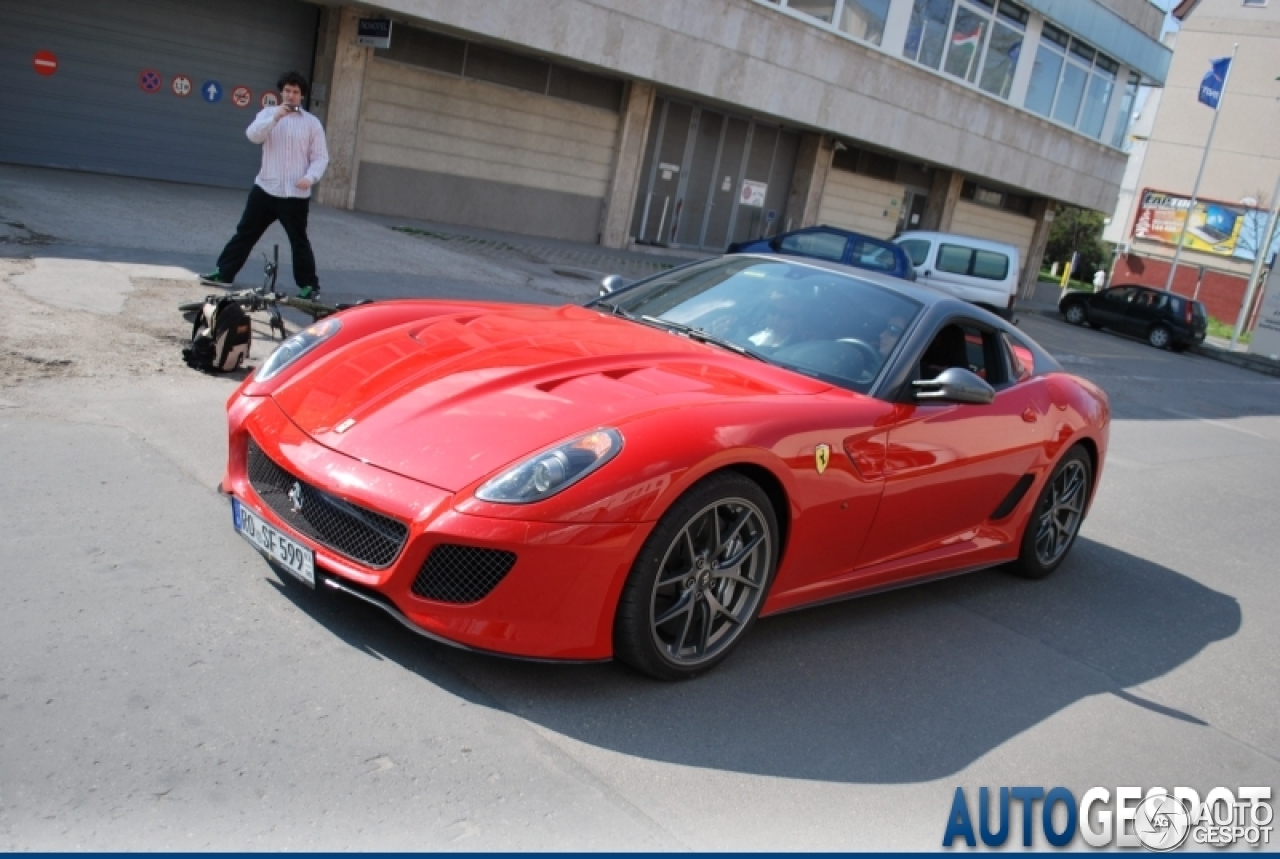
[
  {"x1": 1198, "y1": 57, "x2": 1231, "y2": 109},
  {"x1": 951, "y1": 25, "x2": 982, "y2": 50}
]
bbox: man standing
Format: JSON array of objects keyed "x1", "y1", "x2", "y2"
[{"x1": 201, "y1": 71, "x2": 329, "y2": 298}]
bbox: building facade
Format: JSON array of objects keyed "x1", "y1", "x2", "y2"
[
  {"x1": 1, "y1": 0, "x2": 1170, "y2": 295},
  {"x1": 1104, "y1": 0, "x2": 1280, "y2": 326}
]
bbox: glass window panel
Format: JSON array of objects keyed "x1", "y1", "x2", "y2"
[
  {"x1": 937, "y1": 245, "x2": 973, "y2": 274},
  {"x1": 1041, "y1": 22, "x2": 1069, "y2": 49},
  {"x1": 1025, "y1": 42, "x2": 1062, "y2": 116},
  {"x1": 996, "y1": 0, "x2": 1027, "y2": 26},
  {"x1": 979, "y1": 21, "x2": 1022, "y2": 98},
  {"x1": 839, "y1": 0, "x2": 891, "y2": 44},
  {"x1": 1053, "y1": 61, "x2": 1087, "y2": 126},
  {"x1": 1110, "y1": 72, "x2": 1141, "y2": 149},
  {"x1": 899, "y1": 239, "x2": 931, "y2": 266},
  {"x1": 1068, "y1": 39, "x2": 1095, "y2": 64},
  {"x1": 788, "y1": 0, "x2": 837, "y2": 23},
  {"x1": 1078, "y1": 71, "x2": 1113, "y2": 138},
  {"x1": 905, "y1": 0, "x2": 954, "y2": 68},
  {"x1": 779, "y1": 231, "x2": 849, "y2": 261},
  {"x1": 944, "y1": 6, "x2": 988, "y2": 83},
  {"x1": 971, "y1": 250, "x2": 1010, "y2": 280}
]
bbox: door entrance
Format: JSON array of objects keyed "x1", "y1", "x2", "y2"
[{"x1": 632, "y1": 97, "x2": 799, "y2": 252}]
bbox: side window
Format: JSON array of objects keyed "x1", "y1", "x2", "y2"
[
  {"x1": 919, "y1": 322, "x2": 1005, "y2": 384},
  {"x1": 971, "y1": 250, "x2": 1010, "y2": 280},
  {"x1": 1103, "y1": 287, "x2": 1132, "y2": 304},
  {"x1": 778, "y1": 231, "x2": 848, "y2": 262},
  {"x1": 898, "y1": 239, "x2": 930, "y2": 267},
  {"x1": 1166, "y1": 295, "x2": 1182, "y2": 315},
  {"x1": 937, "y1": 244, "x2": 973, "y2": 275},
  {"x1": 1001, "y1": 332, "x2": 1033, "y2": 382},
  {"x1": 851, "y1": 240, "x2": 896, "y2": 271}
]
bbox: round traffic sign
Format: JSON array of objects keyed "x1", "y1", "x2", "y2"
[
  {"x1": 260, "y1": 91, "x2": 279, "y2": 108},
  {"x1": 171, "y1": 74, "x2": 192, "y2": 97},
  {"x1": 231, "y1": 85, "x2": 252, "y2": 108},
  {"x1": 33, "y1": 50, "x2": 58, "y2": 76},
  {"x1": 201, "y1": 80, "x2": 222, "y2": 103},
  {"x1": 139, "y1": 68, "x2": 162, "y2": 93}
]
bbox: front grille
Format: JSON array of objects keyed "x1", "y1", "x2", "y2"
[
  {"x1": 246, "y1": 438, "x2": 408, "y2": 569},
  {"x1": 412, "y1": 544, "x2": 517, "y2": 604}
]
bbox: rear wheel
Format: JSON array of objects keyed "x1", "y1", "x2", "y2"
[
  {"x1": 614, "y1": 473, "x2": 778, "y2": 680},
  {"x1": 1147, "y1": 324, "x2": 1172, "y2": 349},
  {"x1": 1008, "y1": 447, "x2": 1092, "y2": 580},
  {"x1": 1062, "y1": 302, "x2": 1088, "y2": 326}
]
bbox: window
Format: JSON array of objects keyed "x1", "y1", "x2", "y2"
[
  {"x1": 906, "y1": 0, "x2": 1025, "y2": 95},
  {"x1": 919, "y1": 324, "x2": 1005, "y2": 384},
  {"x1": 774, "y1": 0, "x2": 890, "y2": 44},
  {"x1": 1109, "y1": 72, "x2": 1142, "y2": 149},
  {"x1": 778, "y1": 231, "x2": 848, "y2": 262},
  {"x1": 851, "y1": 239, "x2": 898, "y2": 271},
  {"x1": 376, "y1": 24, "x2": 623, "y2": 112},
  {"x1": 899, "y1": 239, "x2": 931, "y2": 266},
  {"x1": 1001, "y1": 332, "x2": 1032, "y2": 381},
  {"x1": 1025, "y1": 23, "x2": 1118, "y2": 140},
  {"x1": 937, "y1": 244, "x2": 1010, "y2": 280}
]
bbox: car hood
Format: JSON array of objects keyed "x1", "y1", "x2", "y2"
[{"x1": 271, "y1": 304, "x2": 828, "y2": 491}]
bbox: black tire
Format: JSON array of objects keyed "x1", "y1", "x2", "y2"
[
  {"x1": 1007, "y1": 447, "x2": 1092, "y2": 580},
  {"x1": 1062, "y1": 302, "x2": 1088, "y2": 326},
  {"x1": 1147, "y1": 324, "x2": 1172, "y2": 349},
  {"x1": 614, "y1": 472, "x2": 779, "y2": 680}
]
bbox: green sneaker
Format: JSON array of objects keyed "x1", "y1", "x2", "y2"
[
  {"x1": 297, "y1": 284, "x2": 320, "y2": 300},
  {"x1": 200, "y1": 270, "x2": 230, "y2": 285}
]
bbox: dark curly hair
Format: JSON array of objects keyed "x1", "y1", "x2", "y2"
[{"x1": 276, "y1": 71, "x2": 309, "y2": 96}]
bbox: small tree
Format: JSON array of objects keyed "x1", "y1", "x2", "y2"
[{"x1": 1046, "y1": 206, "x2": 1109, "y2": 279}]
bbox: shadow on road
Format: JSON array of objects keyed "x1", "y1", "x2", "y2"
[{"x1": 267, "y1": 535, "x2": 1239, "y2": 784}]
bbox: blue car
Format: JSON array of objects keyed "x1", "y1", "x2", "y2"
[{"x1": 727, "y1": 225, "x2": 916, "y2": 281}]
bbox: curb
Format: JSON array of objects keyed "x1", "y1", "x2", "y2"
[{"x1": 1019, "y1": 305, "x2": 1280, "y2": 379}]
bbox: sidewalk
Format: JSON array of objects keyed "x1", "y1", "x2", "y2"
[{"x1": 1018, "y1": 278, "x2": 1280, "y2": 379}]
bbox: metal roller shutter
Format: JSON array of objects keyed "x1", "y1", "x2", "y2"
[{"x1": 0, "y1": 0, "x2": 317, "y2": 188}]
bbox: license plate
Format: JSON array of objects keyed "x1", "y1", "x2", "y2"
[{"x1": 232, "y1": 497, "x2": 315, "y2": 586}]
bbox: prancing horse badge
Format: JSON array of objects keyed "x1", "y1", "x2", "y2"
[{"x1": 815, "y1": 443, "x2": 831, "y2": 474}]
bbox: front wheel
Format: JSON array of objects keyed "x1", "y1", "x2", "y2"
[
  {"x1": 1062, "y1": 302, "x2": 1088, "y2": 326},
  {"x1": 1007, "y1": 447, "x2": 1092, "y2": 579},
  {"x1": 613, "y1": 472, "x2": 778, "y2": 680},
  {"x1": 1147, "y1": 324, "x2": 1172, "y2": 349}
]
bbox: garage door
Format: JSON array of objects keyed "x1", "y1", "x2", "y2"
[
  {"x1": 816, "y1": 168, "x2": 904, "y2": 239},
  {"x1": 0, "y1": 0, "x2": 317, "y2": 188}
]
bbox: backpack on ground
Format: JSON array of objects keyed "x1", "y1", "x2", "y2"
[{"x1": 183, "y1": 296, "x2": 252, "y2": 373}]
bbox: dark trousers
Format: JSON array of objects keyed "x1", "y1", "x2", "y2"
[{"x1": 216, "y1": 185, "x2": 318, "y2": 288}]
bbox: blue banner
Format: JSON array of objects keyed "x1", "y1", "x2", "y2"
[{"x1": 1198, "y1": 57, "x2": 1231, "y2": 109}]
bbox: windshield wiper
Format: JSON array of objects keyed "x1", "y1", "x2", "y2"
[{"x1": 639, "y1": 316, "x2": 767, "y2": 362}]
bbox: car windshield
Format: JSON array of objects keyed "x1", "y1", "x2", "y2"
[{"x1": 594, "y1": 257, "x2": 923, "y2": 392}]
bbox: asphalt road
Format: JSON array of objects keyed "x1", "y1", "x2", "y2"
[{"x1": 1, "y1": 170, "x2": 1278, "y2": 850}]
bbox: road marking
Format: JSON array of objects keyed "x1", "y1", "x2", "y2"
[{"x1": 1160, "y1": 407, "x2": 1273, "y2": 439}]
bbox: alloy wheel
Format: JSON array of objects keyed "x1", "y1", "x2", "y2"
[
  {"x1": 648, "y1": 497, "x2": 771, "y2": 668},
  {"x1": 1033, "y1": 460, "x2": 1088, "y2": 566}
]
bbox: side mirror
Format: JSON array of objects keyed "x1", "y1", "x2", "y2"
[
  {"x1": 912, "y1": 367, "x2": 995, "y2": 405},
  {"x1": 599, "y1": 274, "x2": 633, "y2": 297}
]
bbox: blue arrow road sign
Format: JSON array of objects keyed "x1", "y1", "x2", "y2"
[{"x1": 202, "y1": 80, "x2": 222, "y2": 103}]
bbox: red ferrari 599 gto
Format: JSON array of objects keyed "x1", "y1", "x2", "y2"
[{"x1": 222, "y1": 255, "x2": 1109, "y2": 679}]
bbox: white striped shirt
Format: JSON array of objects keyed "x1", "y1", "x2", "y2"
[{"x1": 246, "y1": 107, "x2": 329, "y2": 199}]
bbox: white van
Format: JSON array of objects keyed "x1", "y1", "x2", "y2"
[{"x1": 892, "y1": 231, "x2": 1020, "y2": 319}]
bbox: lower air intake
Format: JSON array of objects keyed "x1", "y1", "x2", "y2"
[{"x1": 412, "y1": 544, "x2": 517, "y2": 604}]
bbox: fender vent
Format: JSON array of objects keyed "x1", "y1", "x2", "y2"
[
  {"x1": 990, "y1": 474, "x2": 1035, "y2": 521},
  {"x1": 412, "y1": 544, "x2": 517, "y2": 604}
]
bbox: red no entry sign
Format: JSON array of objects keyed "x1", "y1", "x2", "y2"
[{"x1": 33, "y1": 50, "x2": 58, "y2": 76}]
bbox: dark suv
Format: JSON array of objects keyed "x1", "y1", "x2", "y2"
[{"x1": 1059, "y1": 284, "x2": 1208, "y2": 351}]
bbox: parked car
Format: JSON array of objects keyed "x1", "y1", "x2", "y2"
[
  {"x1": 224, "y1": 255, "x2": 1109, "y2": 679},
  {"x1": 727, "y1": 225, "x2": 916, "y2": 281},
  {"x1": 1058, "y1": 284, "x2": 1207, "y2": 351},
  {"x1": 893, "y1": 231, "x2": 1020, "y2": 320}
]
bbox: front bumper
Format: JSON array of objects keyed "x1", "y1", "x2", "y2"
[{"x1": 224, "y1": 395, "x2": 649, "y2": 660}]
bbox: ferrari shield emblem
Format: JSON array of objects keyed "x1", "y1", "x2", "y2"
[{"x1": 815, "y1": 443, "x2": 831, "y2": 474}]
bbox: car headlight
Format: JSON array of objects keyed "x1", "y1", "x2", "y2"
[
  {"x1": 475, "y1": 429, "x2": 623, "y2": 504},
  {"x1": 255, "y1": 318, "x2": 341, "y2": 381}
]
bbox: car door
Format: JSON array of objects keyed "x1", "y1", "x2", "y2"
[
  {"x1": 1122, "y1": 288, "x2": 1161, "y2": 337},
  {"x1": 1088, "y1": 286, "x2": 1134, "y2": 329},
  {"x1": 853, "y1": 318, "x2": 1054, "y2": 571}
]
